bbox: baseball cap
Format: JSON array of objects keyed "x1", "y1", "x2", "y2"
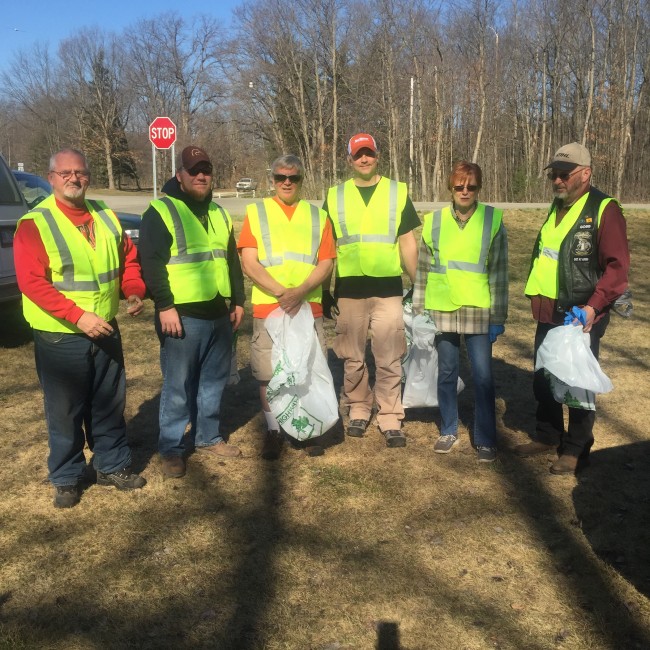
[
  {"x1": 348, "y1": 133, "x2": 378, "y2": 156},
  {"x1": 181, "y1": 145, "x2": 212, "y2": 171},
  {"x1": 545, "y1": 142, "x2": 591, "y2": 170}
]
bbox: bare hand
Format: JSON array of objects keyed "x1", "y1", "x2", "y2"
[
  {"x1": 230, "y1": 305, "x2": 244, "y2": 331},
  {"x1": 77, "y1": 312, "x2": 114, "y2": 339},
  {"x1": 582, "y1": 305, "x2": 596, "y2": 333},
  {"x1": 159, "y1": 307, "x2": 183, "y2": 338},
  {"x1": 277, "y1": 287, "x2": 305, "y2": 317},
  {"x1": 126, "y1": 295, "x2": 144, "y2": 317}
]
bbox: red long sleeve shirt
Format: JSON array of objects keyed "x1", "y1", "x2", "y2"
[{"x1": 14, "y1": 197, "x2": 145, "y2": 325}]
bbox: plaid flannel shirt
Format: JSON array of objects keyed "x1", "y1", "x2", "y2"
[{"x1": 412, "y1": 206, "x2": 508, "y2": 334}]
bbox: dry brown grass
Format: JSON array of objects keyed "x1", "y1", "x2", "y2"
[{"x1": 1, "y1": 210, "x2": 649, "y2": 650}]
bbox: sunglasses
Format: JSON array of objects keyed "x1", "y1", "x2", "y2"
[
  {"x1": 273, "y1": 174, "x2": 302, "y2": 184},
  {"x1": 547, "y1": 168, "x2": 581, "y2": 182},
  {"x1": 453, "y1": 184, "x2": 478, "y2": 192},
  {"x1": 187, "y1": 166, "x2": 213, "y2": 176},
  {"x1": 351, "y1": 150, "x2": 377, "y2": 160}
]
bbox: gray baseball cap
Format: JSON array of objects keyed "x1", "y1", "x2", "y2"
[{"x1": 545, "y1": 142, "x2": 592, "y2": 170}]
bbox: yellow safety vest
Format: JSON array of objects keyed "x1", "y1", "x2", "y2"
[
  {"x1": 524, "y1": 193, "x2": 609, "y2": 299},
  {"x1": 151, "y1": 197, "x2": 232, "y2": 303},
  {"x1": 422, "y1": 204, "x2": 502, "y2": 311},
  {"x1": 327, "y1": 177, "x2": 407, "y2": 277},
  {"x1": 20, "y1": 195, "x2": 122, "y2": 333},
  {"x1": 246, "y1": 198, "x2": 326, "y2": 305}
]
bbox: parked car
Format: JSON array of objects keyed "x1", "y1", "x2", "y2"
[
  {"x1": 11, "y1": 170, "x2": 141, "y2": 246},
  {"x1": 12, "y1": 170, "x2": 52, "y2": 210},
  {"x1": 0, "y1": 156, "x2": 29, "y2": 303},
  {"x1": 235, "y1": 177, "x2": 257, "y2": 191}
]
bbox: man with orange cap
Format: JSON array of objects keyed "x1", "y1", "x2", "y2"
[{"x1": 324, "y1": 133, "x2": 419, "y2": 448}]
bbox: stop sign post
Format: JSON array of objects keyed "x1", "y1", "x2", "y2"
[{"x1": 149, "y1": 117, "x2": 177, "y2": 198}]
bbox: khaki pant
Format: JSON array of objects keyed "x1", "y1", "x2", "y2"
[{"x1": 333, "y1": 296, "x2": 406, "y2": 431}]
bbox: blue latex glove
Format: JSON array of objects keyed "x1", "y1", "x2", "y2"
[
  {"x1": 563, "y1": 306, "x2": 587, "y2": 326},
  {"x1": 489, "y1": 324, "x2": 505, "y2": 343}
]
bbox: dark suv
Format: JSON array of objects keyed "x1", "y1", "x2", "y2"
[{"x1": 0, "y1": 155, "x2": 28, "y2": 303}]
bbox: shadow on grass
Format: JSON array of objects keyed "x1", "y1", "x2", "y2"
[
  {"x1": 3, "y1": 330, "x2": 650, "y2": 648},
  {"x1": 0, "y1": 299, "x2": 32, "y2": 348},
  {"x1": 573, "y1": 440, "x2": 650, "y2": 600}
]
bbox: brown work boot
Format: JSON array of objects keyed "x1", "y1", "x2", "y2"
[
  {"x1": 550, "y1": 455, "x2": 580, "y2": 475},
  {"x1": 161, "y1": 456, "x2": 186, "y2": 479},
  {"x1": 203, "y1": 441, "x2": 241, "y2": 458},
  {"x1": 262, "y1": 430, "x2": 284, "y2": 460},
  {"x1": 514, "y1": 441, "x2": 556, "y2": 458}
]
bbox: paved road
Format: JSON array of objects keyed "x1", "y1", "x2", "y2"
[{"x1": 87, "y1": 191, "x2": 648, "y2": 217}]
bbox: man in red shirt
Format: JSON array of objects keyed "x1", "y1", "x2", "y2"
[
  {"x1": 517, "y1": 142, "x2": 630, "y2": 475},
  {"x1": 238, "y1": 154, "x2": 336, "y2": 459},
  {"x1": 14, "y1": 148, "x2": 146, "y2": 508}
]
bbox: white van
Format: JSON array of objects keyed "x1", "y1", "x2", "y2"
[{"x1": 0, "y1": 154, "x2": 29, "y2": 302}]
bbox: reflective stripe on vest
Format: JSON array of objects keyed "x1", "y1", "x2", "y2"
[
  {"x1": 254, "y1": 200, "x2": 321, "y2": 268},
  {"x1": 334, "y1": 179, "x2": 399, "y2": 245},
  {"x1": 20, "y1": 195, "x2": 122, "y2": 332},
  {"x1": 328, "y1": 178, "x2": 406, "y2": 277},
  {"x1": 246, "y1": 198, "x2": 326, "y2": 305},
  {"x1": 29, "y1": 200, "x2": 121, "y2": 291},
  {"x1": 524, "y1": 192, "x2": 604, "y2": 299},
  {"x1": 159, "y1": 197, "x2": 229, "y2": 264},
  {"x1": 152, "y1": 197, "x2": 232, "y2": 303},
  {"x1": 428, "y1": 205, "x2": 495, "y2": 274},
  {"x1": 423, "y1": 204, "x2": 502, "y2": 311}
]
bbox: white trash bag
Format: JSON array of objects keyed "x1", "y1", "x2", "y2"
[
  {"x1": 545, "y1": 370, "x2": 596, "y2": 410},
  {"x1": 402, "y1": 307, "x2": 464, "y2": 408},
  {"x1": 265, "y1": 304, "x2": 339, "y2": 440},
  {"x1": 535, "y1": 325, "x2": 613, "y2": 394}
]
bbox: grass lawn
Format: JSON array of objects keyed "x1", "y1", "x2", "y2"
[{"x1": 0, "y1": 209, "x2": 648, "y2": 650}]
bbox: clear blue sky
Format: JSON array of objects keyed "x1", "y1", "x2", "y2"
[{"x1": 1, "y1": 0, "x2": 242, "y2": 73}]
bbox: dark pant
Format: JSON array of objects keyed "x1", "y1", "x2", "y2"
[
  {"x1": 533, "y1": 315, "x2": 609, "y2": 458},
  {"x1": 34, "y1": 327, "x2": 131, "y2": 486}
]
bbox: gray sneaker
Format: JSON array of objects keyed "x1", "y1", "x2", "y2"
[
  {"x1": 434, "y1": 434, "x2": 459, "y2": 454},
  {"x1": 477, "y1": 446, "x2": 497, "y2": 463}
]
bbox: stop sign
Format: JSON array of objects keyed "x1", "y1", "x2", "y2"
[{"x1": 149, "y1": 116, "x2": 177, "y2": 149}]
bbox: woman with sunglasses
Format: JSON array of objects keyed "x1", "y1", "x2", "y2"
[{"x1": 412, "y1": 161, "x2": 508, "y2": 463}]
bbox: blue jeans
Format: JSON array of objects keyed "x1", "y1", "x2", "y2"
[
  {"x1": 33, "y1": 327, "x2": 131, "y2": 486},
  {"x1": 436, "y1": 332, "x2": 496, "y2": 447},
  {"x1": 158, "y1": 314, "x2": 232, "y2": 457}
]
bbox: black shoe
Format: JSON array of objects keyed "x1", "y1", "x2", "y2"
[
  {"x1": 96, "y1": 467, "x2": 146, "y2": 490},
  {"x1": 53, "y1": 484, "x2": 80, "y2": 509},
  {"x1": 262, "y1": 430, "x2": 284, "y2": 460},
  {"x1": 383, "y1": 429, "x2": 406, "y2": 448},
  {"x1": 304, "y1": 444, "x2": 325, "y2": 457},
  {"x1": 347, "y1": 419, "x2": 368, "y2": 437}
]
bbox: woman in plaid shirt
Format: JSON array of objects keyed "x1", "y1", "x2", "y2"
[{"x1": 412, "y1": 161, "x2": 508, "y2": 462}]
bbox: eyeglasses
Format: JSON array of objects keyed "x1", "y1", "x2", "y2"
[
  {"x1": 351, "y1": 150, "x2": 377, "y2": 160},
  {"x1": 273, "y1": 174, "x2": 302, "y2": 184},
  {"x1": 453, "y1": 184, "x2": 478, "y2": 192},
  {"x1": 50, "y1": 170, "x2": 90, "y2": 181},
  {"x1": 187, "y1": 166, "x2": 212, "y2": 176},
  {"x1": 547, "y1": 168, "x2": 582, "y2": 182}
]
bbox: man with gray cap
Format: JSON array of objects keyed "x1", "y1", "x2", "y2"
[
  {"x1": 139, "y1": 145, "x2": 246, "y2": 479},
  {"x1": 516, "y1": 142, "x2": 629, "y2": 475}
]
